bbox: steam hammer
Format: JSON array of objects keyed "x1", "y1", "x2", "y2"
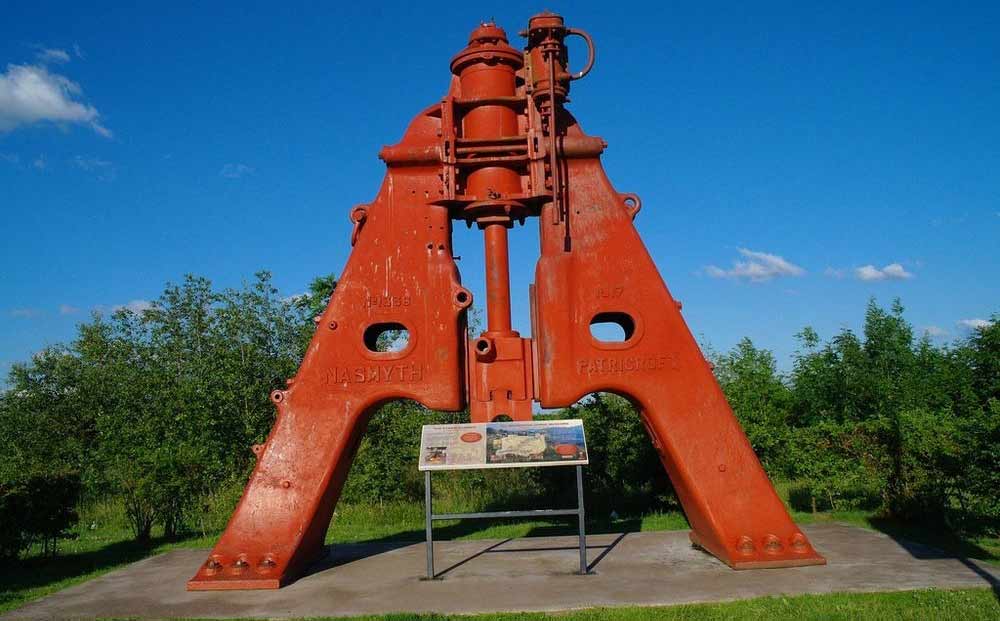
[{"x1": 188, "y1": 12, "x2": 825, "y2": 591}]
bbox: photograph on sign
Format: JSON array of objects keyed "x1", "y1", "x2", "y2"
[{"x1": 419, "y1": 419, "x2": 588, "y2": 471}]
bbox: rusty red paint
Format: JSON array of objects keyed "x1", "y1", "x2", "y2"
[{"x1": 187, "y1": 12, "x2": 824, "y2": 591}]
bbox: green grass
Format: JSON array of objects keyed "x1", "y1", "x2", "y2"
[
  {"x1": 2, "y1": 489, "x2": 998, "y2": 617},
  {"x1": 175, "y1": 588, "x2": 999, "y2": 620}
]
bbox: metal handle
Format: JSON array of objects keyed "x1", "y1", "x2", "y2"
[
  {"x1": 566, "y1": 28, "x2": 595, "y2": 80},
  {"x1": 349, "y1": 205, "x2": 368, "y2": 247}
]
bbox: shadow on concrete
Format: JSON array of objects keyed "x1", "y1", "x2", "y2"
[
  {"x1": 866, "y1": 516, "x2": 999, "y2": 602},
  {"x1": 307, "y1": 540, "x2": 416, "y2": 573},
  {"x1": 475, "y1": 532, "x2": 628, "y2": 573},
  {"x1": 586, "y1": 532, "x2": 628, "y2": 572},
  {"x1": 297, "y1": 516, "x2": 644, "y2": 583},
  {"x1": 434, "y1": 538, "x2": 512, "y2": 578},
  {"x1": 0, "y1": 534, "x2": 182, "y2": 611},
  {"x1": 310, "y1": 530, "x2": 631, "y2": 581}
]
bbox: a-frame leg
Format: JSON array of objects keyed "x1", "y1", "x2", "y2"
[
  {"x1": 532, "y1": 133, "x2": 825, "y2": 569},
  {"x1": 188, "y1": 171, "x2": 470, "y2": 590}
]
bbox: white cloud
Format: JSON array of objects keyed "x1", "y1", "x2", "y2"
[
  {"x1": 855, "y1": 265, "x2": 884, "y2": 281},
  {"x1": 220, "y1": 163, "x2": 254, "y2": 179},
  {"x1": 704, "y1": 248, "x2": 805, "y2": 282},
  {"x1": 957, "y1": 318, "x2": 993, "y2": 331},
  {"x1": 922, "y1": 325, "x2": 948, "y2": 338},
  {"x1": 855, "y1": 262, "x2": 913, "y2": 281},
  {"x1": 881, "y1": 263, "x2": 912, "y2": 279},
  {"x1": 0, "y1": 63, "x2": 111, "y2": 136},
  {"x1": 36, "y1": 48, "x2": 70, "y2": 64},
  {"x1": 0, "y1": 152, "x2": 19, "y2": 165},
  {"x1": 114, "y1": 299, "x2": 153, "y2": 314},
  {"x1": 94, "y1": 299, "x2": 153, "y2": 315},
  {"x1": 59, "y1": 304, "x2": 80, "y2": 315},
  {"x1": 32, "y1": 155, "x2": 46, "y2": 169},
  {"x1": 73, "y1": 44, "x2": 85, "y2": 60}
]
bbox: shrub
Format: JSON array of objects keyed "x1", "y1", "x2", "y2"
[
  {"x1": 538, "y1": 393, "x2": 676, "y2": 515},
  {"x1": 0, "y1": 472, "x2": 81, "y2": 560}
]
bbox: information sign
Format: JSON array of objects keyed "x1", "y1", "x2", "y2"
[{"x1": 418, "y1": 419, "x2": 588, "y2": 471}]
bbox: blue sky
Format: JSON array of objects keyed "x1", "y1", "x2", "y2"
[{"x1": 1, "y1": 1, "x2": 997, "y2": 380}]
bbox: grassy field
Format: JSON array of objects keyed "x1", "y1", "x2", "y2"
[
  {"x1": 2, "y1": 488, "x2": 998, "y2": 617},
  {"x1": 275, "y1": 589, "x2": 1000, "y2": 620}
]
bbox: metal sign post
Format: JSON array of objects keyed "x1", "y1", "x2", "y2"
[
  {"x1": 424, "y1": 464, "x2": 588, "y2": 579},
  {"x1": 419, "y1": 420, "x2": 590, "y2": 579}
]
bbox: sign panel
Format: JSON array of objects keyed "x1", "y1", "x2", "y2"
[{"x1": 419, "y1": 419, "x2": 588, "y2": 471}]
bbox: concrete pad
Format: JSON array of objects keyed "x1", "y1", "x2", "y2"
[{"x1": 5, "y1": 523, "x2": 998, "y2": 620}]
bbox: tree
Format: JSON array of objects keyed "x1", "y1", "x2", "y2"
[
  {"x1": 292, "y1": 273, "x2": 338, "y2": 353},
  {"x1": 0, "y1": 347, "x2": 93, "y2": 482},
  {"x1": 956, "y1": 318, "x2": 1000, "y2": 528},
  {"x1": 713, "y1": 338, "x2": 791, "y2": 471},
  {"x1": 561, "y1": 393, "x2": 675, "y2": 514},
  {"x1": 966, "y1": 315, "x2": 1000, "y2": 403},
  {"x1": 0, "y1": 472, "x2": 81, "y2": 559},
  {"x1": 4, "y1": 268, "x2": 996, "y2": 549},
  {"x1": 74, "y1": 272, "x2": 306, "y2": 540}
]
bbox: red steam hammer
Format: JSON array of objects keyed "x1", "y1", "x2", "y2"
[{"x1": 188, "y1": 12, "x2": 825, "y2": 590}]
